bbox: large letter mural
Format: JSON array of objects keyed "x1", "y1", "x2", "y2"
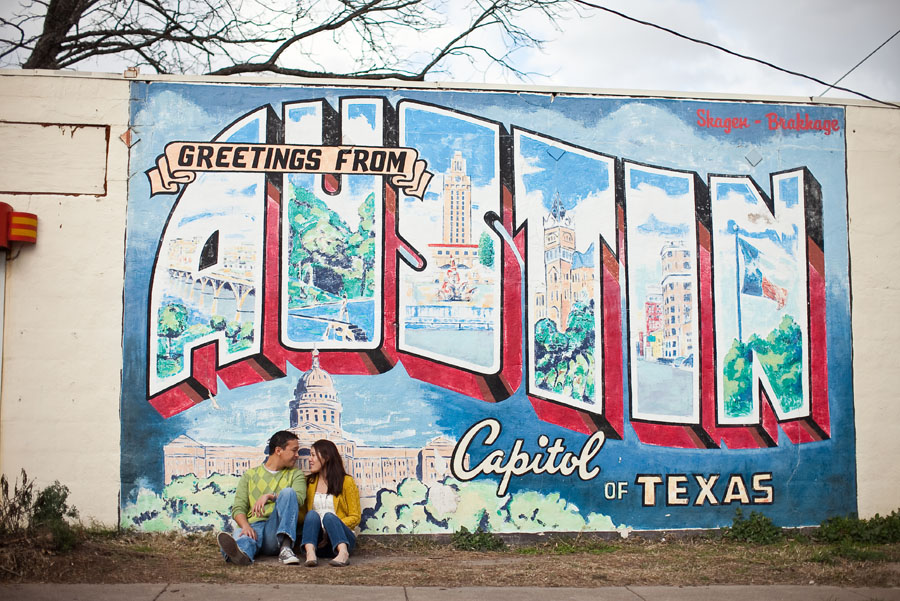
[{"x1": 122, "y1": 85, "x2": 853, "y2": 533}]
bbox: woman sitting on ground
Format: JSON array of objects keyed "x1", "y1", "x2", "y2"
[{"x1": 301, "y1": 439, "x2": 360, "y2": 567}]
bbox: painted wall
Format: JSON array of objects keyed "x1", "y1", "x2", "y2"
[{"x1": 0, "y1": 72, "x2": 897, "y2": 532}]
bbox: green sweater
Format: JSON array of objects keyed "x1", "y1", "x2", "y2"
[{"x1": 232, "y1": 464, "x2": 307, "y2": 524}]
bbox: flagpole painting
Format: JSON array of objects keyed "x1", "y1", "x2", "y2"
[{"x1": 121, "y1": 84, "x2": 851, "y2": 533}]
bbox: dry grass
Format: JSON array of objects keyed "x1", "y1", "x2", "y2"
[{"x1": 1, "y1": 530, "x2": 898, "y2": 587}]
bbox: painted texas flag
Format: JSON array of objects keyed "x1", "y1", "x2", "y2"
[{"x1": 738, "y1": 237, "x2": 787, "y2": 309}]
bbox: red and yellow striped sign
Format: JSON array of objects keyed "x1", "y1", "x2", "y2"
[{"x1": 8, "y1": 212, "x2": 37, "y2": 244}]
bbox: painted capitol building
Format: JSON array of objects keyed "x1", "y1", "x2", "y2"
[{"x1": 163, "y1": 351, "x2": 461, "y2": 499}]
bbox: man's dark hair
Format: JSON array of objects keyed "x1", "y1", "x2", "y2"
[{"x1": 268, "y1": 430, "x2": 298, "y2": 453}]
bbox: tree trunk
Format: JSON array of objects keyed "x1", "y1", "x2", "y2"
[{"x1": 22, "y1": 0, "x2": 91, "y2": 69}]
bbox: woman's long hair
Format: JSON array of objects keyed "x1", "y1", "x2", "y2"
[{"x1": 311, "y1": 439, "x2": 345, "y2": 496}]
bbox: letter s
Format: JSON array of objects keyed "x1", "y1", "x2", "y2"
[{"x1": 752, "y1": 472, "x2": 774, "y2": 504}]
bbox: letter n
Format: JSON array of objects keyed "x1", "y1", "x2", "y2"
[{"x1": 707, "y1": 168, "x2": 829, "y2": 446}]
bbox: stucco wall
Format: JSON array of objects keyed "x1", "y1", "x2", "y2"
[
  {"x1": 0, "y1": 72, "x2": 129, "y2": 522},
  {"x1": 846, "y1": 105, "x2": 900, "y2": 519},
  {"x1": 0, "y1": 71, "x2": 896, "y2": 528}
]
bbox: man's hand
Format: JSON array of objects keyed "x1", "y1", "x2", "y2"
[
  {"x1": 240, "y1": 523, "x2": 257, "y2": 540},
  {"x1": 234, "y1": 514, "x2": 256, "y2": 541},
  {"x1": 250, "y1": 493, "x2": 274, "y2": 518}
]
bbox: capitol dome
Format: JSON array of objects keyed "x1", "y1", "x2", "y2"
[{"x1": 290, "y1": 349, "x2": 342, "y2": 436}]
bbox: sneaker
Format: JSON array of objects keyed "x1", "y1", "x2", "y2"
[
  {"x1": 279, "y1": 546, "x2": 301, "y2": 565},
  {"x1": 217, "y1": 532, "x2": 251, "y2": 566}
]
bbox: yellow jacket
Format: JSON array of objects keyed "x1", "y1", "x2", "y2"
[{"x1": 303, "y1": 474, "x2": 361, "y2": 530}]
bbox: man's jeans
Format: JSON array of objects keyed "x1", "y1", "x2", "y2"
[
  {"x1": 301, "y1": 510, "x2": 356, "y2": 556},
  {"x1": 227, "y1": 488, "x2": 299, "y2": 563}
]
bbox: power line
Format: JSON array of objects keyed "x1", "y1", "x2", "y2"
[
  {"x1": 572, "y1": 0, "x2": 900, "y2": 109},
  {"x1": 819, "y1": 28, "x2": 900, "y2": 97}
]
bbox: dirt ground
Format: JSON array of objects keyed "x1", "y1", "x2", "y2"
[{"x1": 2, "y1": 532, "x2": 899, "y2": 587}]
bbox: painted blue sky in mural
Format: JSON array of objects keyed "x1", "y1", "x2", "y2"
[
  {"x1": 401, "y1": 105, "x2": 497, "y2": 186},
  {"x1": 518, "y1": 135, "x2": 610, "y2": 212},
  {"x1": 712, "y1": 175, "x2": 805, "y2": 346}
]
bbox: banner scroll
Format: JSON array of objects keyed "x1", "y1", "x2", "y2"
[{"x1": 146, "y1": 142, "x2": 433, "y2": 200}]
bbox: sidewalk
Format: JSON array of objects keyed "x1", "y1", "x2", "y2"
[{"x1": 1, "y1": 584, "x2": 899, "y2": 600}]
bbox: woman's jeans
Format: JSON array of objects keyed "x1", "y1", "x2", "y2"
[
  {"x1": 229, "y1": 488, "x2": 299, "y2": 562},
  {"x1": 301, "y1": 509, "x2": 356, "y2": 556}
]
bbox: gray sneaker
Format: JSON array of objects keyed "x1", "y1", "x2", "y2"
[
  {"x1": 217, "y1": 532, "x2": 251, "y2": 566},
  {"x1": 279, "y1": 546, "x2": 300, "y2": 565}
]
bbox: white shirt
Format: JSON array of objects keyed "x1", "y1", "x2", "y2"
[{"x1": 313, "y1": 492, "x2": 336, "y2": 523}]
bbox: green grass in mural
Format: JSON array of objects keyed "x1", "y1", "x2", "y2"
[
  {"x1": 532, "y1": 301, "x2": 595, "y2": 404},
  {"x1": 722, "y1": 315, "x2": 803, "y2": 418}
]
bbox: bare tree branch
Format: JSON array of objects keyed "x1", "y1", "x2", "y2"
[{"x1": 1, "y1": 0, "x2": 575, "y2": 80}]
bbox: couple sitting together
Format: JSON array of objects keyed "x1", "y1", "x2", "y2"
[{"x1": 216, "y1": 430, "x2": 359, "y2": 567}]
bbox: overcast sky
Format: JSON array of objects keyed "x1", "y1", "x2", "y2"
[
  {"x1": 2, "y1": 0, "x2": 896, "y2": 104},
  {"x1": 440, "y1": 0, "x2": 900, "y2": 104}
]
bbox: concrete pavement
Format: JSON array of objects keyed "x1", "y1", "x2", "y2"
[{"x1": 1, "y1": 584, "x2": 899, "y2": 600}]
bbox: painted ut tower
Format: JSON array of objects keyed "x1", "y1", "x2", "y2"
[{"x1": 442, "y1": 151, "x2": 473, "y2": 245}]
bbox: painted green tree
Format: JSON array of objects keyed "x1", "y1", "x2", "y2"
[
  {"x1": 722, "y1": 314, "x2": 804, "y2": 417},
  {"x1": 348, "y1": 191, "x2": 376, "y2": 297},
  {"x1": 157, "y1": 303, "x2": 189, "y2": 359},
  {"x1": 121, "y1": 474, "x2": 239, "y2": 533},
  {"x1": 478, "y1": 231, "x2": 495, "y2": 269},
  {"x1": 533, "y1": 301, "x2": 595, "y2": 404},
  {"x1": 287, "y1": 184, "x2": 376, "y2": 306},
  {"x1": 122, "y1": 474, "x2": 625, "y2": 535},
  {"x1": 225, "y1": 320, "x2": 254, "y2": 352},
  {"x1": 361, "y1": 477, "x2": 622, "y2": 534}
]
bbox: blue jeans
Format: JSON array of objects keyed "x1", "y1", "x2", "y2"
[
  {"x1": 228, "y1": 488, "x2": 299, "y2": 563},
  {"x1": 301, "y1": 510, "x2": 356, "y2": 556}
]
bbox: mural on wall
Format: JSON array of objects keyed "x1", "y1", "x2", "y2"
[{"x1": 121, "y1": 82, "x2": 853, "y2": 534}]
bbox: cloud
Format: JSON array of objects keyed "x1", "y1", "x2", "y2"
[
  {"x1": 344, "y1": 114, "x2": 379, "y2": 144},
  {"x1": 637, "y1": 214, "x2": 689, "y2": 237}
]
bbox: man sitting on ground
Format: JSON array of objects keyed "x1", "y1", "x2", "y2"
[{"x1": 217, "y1": 430, "x2": 306, "y2": 565}]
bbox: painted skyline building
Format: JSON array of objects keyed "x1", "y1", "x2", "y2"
[
  {"x1": 643, "y1": 285, "x2": 663, "y2": 359},
  {"x1": 429, "y1": 151, "x2": 479, "y2": 269},
  {"x1": 659, "y1": 241, "x2": 693, "y2": 360},
  {"x1": 539, "y1": 192, "x2": 595, "y2": 332}
]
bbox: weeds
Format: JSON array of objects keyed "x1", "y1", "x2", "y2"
[
  {"x1": 721, "y1": 508, "x2": 783, "y2": 544},
  {"x1": 451, "y1": 526, "x2": 505, "y2": 551},
  {"x1": 0, "y1": 469, "x2": 80, "y2": 551},
  {"x1": 816, "y1": 511, "x2": 900, "y2": 544}
]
